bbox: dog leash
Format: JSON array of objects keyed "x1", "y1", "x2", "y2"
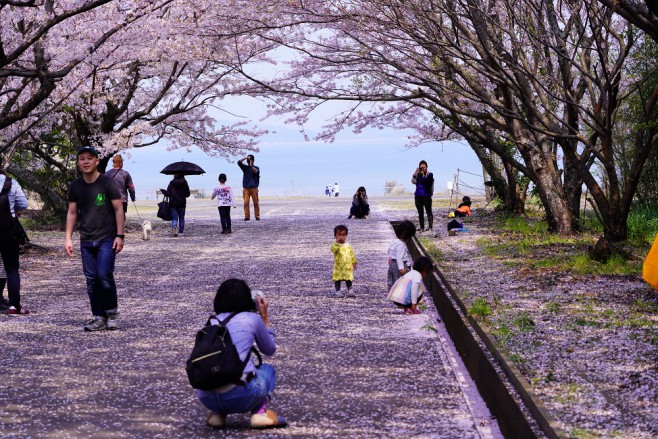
[{"x1": 132, "y1": 201, "x2": 144, "y2": 222}]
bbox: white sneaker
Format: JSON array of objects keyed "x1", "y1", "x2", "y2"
[
  {"x1": 335, "y1": 290, "x2": 345, "y2": 298},
  {"x1": 346, "y1": 289, "x2": 356, "y2": 298}
]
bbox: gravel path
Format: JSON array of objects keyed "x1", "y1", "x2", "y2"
[{"x1": 0, "y1": 197, "x2": 501, "y2": 438}]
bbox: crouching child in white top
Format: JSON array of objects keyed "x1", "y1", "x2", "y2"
[
  {"x1": 387, "y1": 256, "x2": 433, "y2": 315},
  {"x1": 387, "y1": 220, "x2": 417, "y2": 291}
]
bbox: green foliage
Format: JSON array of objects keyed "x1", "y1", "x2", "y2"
[
  {"x1": 419, "y1": 237, "x2": 443, "y2": 262},
  {"x1": 513, "y1": 312, "x2": 536, "y2": 332},
  {"x1": 569, "y1": 254, "x2": 640, "y2": 276},
  {"x1": 626, "y1": 203, "x2": 658, "y2": 244},
  {"x1": 468, "y1": 297, "x2": 492, "y2": 318}
]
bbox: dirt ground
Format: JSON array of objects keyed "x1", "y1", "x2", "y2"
[
  {"x1": 419, "y1": 207, "x2": 658, "y2": 439},
  {"x1": 0, "y1": 197, "x2": 503, "y2": 438}
]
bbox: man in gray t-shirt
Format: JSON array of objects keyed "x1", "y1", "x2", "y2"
[{"x1": 105, "y1": 155, "x2": 136, "y2": 214}]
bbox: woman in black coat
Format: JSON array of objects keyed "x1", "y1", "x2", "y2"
[
  {"x1": 167, "y1": 173, "x2": 190, "y2": 236},
  {"x1": 348, "y1": 186, "x2": 370, "y2": 219}
]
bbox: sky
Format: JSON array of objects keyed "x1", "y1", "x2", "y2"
[{"x1": 121, "y1": 97, "x2": 485, "y2": 200}]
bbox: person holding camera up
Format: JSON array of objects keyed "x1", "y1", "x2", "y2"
[
  {"x1": 238, "y1": 155, "x2": 261, "y2": 221},
  {"x1": 411, "y1": 160, "x2": 434, "y2": 233},
  {"x1": 197, "y1": 279, "x2": 287, "y2": 430}
]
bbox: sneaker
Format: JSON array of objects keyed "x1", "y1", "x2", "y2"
[
  {"x1": 404, "y1": 308, "x2": 422, "y2": 315},
  {"x1": 107, "y1": 312, "x2": 119, "y2": 330},
  {"x1": 206, "y1": 412, "x2": 226, "y2": 429},
  {"x1": 172, "y1": 226, "x2": 178, "y2": 237},
  {"x1": 256, "y1": 218, "x2": 260, "y2": 221},
  {"x1": 244, "y1": 218, "x2": 250, "y2": 221},
  {"x1": 7, "y1": 305, "x2": 30, "y2": 315},
  {"x1": 345, "y1": 289, "x2": 356, "y2": 298},
  {"x1": 84, "y1": 316, "x2": 108, "y2": 331},
  {"x1": 250, "y1": 410, "x2": 287, "y2": 429},
  {"x1": 227, "y1": 229, "x2": 232, "y2": 234},
  {"x1": 335, "y1": 290, "x2": 346, "y2": 298},
  {"x1": 0, "y1": 298, "x2": 9, "y2": 310},
  {"x1": 220, "y1": 230, "x2": 227, "y2": 235}
]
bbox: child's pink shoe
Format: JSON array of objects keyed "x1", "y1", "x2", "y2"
[{"x1": 404, "y1": 308, "x2": 422, "y2": 315}]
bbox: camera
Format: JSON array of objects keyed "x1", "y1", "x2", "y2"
[{"x1": 251, "y1": 290, "x2": 265, "y2": 312}]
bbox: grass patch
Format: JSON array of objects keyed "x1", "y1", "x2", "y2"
[
  {"x1": 419, "y1": 237, "x2": 443, "y2": 262},
  {"x1": 420, "y1": 323, "x2": 438, "y2": 332},
  {"x1": 513, "y1": 312, "x2": 536, "y2": 332},
  {"x1": 569, "y1": 254, "x2": 640, "y2": 276},
  {"x1": 468, "y1": 297, "x2": 492, "y2": 319},
  {"x1": 546, "y1": 301, "x2": 560, "y2": 313}
]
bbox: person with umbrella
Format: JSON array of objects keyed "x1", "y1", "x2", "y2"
[
  {"x1": 167, "y1": 173, "x2": 190, "y2": 237},
  {"x1": 238, "y1": 155, "x2": 260, "y2": 221},
  {"x1": 161, "y1": 161, "x2": 204, "y2": 237}
]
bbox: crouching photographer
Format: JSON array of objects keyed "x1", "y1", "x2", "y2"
[{"x1": 193, "y1": 278, "x2": 287, "y2": 430}]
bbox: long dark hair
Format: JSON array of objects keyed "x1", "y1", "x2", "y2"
[{"x1": 213, "y1": 278, "x2": 256, "y2": 314}]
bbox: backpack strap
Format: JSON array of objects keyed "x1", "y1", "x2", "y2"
[
  {"x1": 1, "y1": 177, "x2": 11, "y2": 195},
  {"x1": 209, "y1": 312, "x2": 264, "y2": 372}
]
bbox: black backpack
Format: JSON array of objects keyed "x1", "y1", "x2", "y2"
[
  {"x1": 0, "y1": 177, "x2": 23, "y2": 244},
  {"x1": 186, "y1": 312, "x2": 260, "y2": 390}
]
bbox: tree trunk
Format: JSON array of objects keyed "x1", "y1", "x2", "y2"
[{"x1": 519, "y1": 140, "x2": 574, "y2": 235}]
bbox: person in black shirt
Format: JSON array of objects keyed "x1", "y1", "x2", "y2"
[{"x1": 65, "y1": 146, "x2": 125, "y2": 331}]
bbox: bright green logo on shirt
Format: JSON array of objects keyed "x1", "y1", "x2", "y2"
[{"x1": 95, "y1": 193, "x2": 106, "y2": 206}]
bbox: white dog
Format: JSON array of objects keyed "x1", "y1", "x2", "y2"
[{"x1": 142, "y1": 220, "x2": 152, "y2": 240}]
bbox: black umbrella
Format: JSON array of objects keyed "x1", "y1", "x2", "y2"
[{"x1": 160, "y1": 161, "x2": 205, "y2": 175}]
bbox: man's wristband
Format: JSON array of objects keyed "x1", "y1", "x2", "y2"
[{"x1": 116, "y1": 234, "x2": 125, "y2": 240}]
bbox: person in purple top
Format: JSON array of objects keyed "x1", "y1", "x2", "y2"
[
  {"x1": 411, "y1": 160, "x2": 435, "y2": 232},
  {"x1": 198, "y1": 278, "x2": 287, "y2": 430}
]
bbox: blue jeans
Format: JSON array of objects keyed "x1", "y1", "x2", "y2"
[
  {"x1": 171, "y1": 207, "x2": 186, "y2": 233},
  {"x1": 80, "y1": 237, "x2": 118, "y2": 317},
  {"x1": 197, "y1": 364, "x2": 276, "y2": 415}
]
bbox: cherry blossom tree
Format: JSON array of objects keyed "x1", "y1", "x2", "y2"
[
  {"x1": 238, "y1": 0, "x2": 655, "y2": 240},
  {"x1": 2, "y1": 0, "x2": 274, "y2": 213}
]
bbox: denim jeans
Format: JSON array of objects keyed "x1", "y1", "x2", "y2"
[
  {"x1": 80, "y1": 237, "x2": 118, "y2": 317},
  {"x1": 0, "y1": 241, "x2": 21, "y2": 308},
  {"x1": 171, "y1": 207, "x2": 186, "y2": 233},
  {"x1": 197, "y1": 364, "x2": 276, "y2": 415}
]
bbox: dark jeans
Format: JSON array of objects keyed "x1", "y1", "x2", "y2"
[
  {"x1": 218, "y1": 206, "x2": 232, "y2": 231},
  {"x1": 0, "y1": 241, "x2": 21, "y2": 308},
  {"x1": 414, "y1": 195, "x2": 433, "y2": 230},
  {"x1": 171, "y1": 207, "x2": 186, "y2": 233},
  {"x1": 80, "y1": 237, "x2": 118, "y2": 317}
]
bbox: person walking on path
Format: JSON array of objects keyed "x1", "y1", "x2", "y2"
[
  {"x1": 167, "y1": 173, "x2": 191, "y2": 237},
  {"x1": 412, "y1": 160, "x2": 434, "y2": 232},
  {"x1": 238, "y1": 155, "x2": 260, "y2": 221},
  {"x1": 348, "y1": 186, "x2": 370, "y2": 219},
  {"x1": 65, "y1": 146, "x2": 125, "y2": 331},
  {"x1": 333, "y1": 182, "x2": 340, "y2": 197},
  {"x1": 211, "y1": 173, "x2": 236, "y2": 234},
  {"x1": 104, "y1": 155, "x2": 136, "y2": 216},
  {"x1": 330, "y1": 224, "x2": 358, "y2": 298},
  {"x1": 0, "y1": 169, "x2": 29, "y2": 315},
  {"x1": 198, "y1": 279, "x2": 287, "y2": 430}
]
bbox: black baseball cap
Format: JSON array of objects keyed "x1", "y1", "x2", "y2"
[{"x1": 77, "y1": 146, "x2": 99, "y2": 157}]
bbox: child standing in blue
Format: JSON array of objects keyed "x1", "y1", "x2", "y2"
[
  {"x1": 330, "y1": 225, "x2": 358, "y2": 298},
  {"x1": 211, "y1": 173, "x2": 236, "y2": 234},
  {"x1": 387, "y1": 220, "x2": 416, "y2": 291},
  {"x1": 387, "y1": 256, "x2": 433, "y2": 314}
]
